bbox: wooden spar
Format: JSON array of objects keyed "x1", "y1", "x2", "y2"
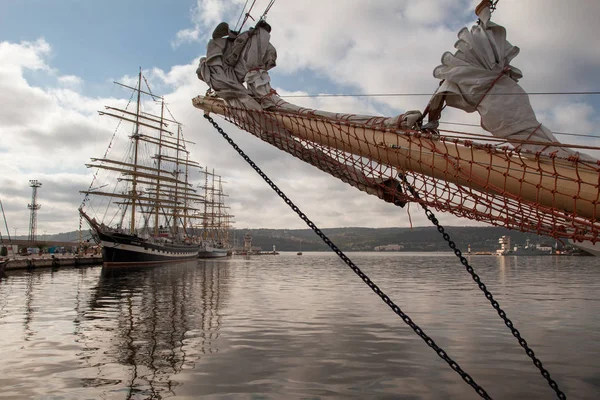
[
  {"x1": 118, "y1": 178, "x2": 198, "y2": 192},
  {"x1": 104, "y1": 106, "x2": 167, "y2": 127},
  {"x1": 78, "y1": 190, "x2": 188, "y2": 206},
  {"x1": 99, "y1": 112, "x2": 177, "y2": 136},
  {"x1": 138, "y1": 135, "x2": 189, "y2": 153},
  {"x1": 85, "y1": 164, "x2": 191, "y2": 186},
  {"x1": 90, "y1": 158, "x2": 177, "y2": 175},
  {"x1": 154, "y1": 154, "x2": 202, "y2": 168},
  {"x1": 192, "y1": 95, "x2": 600, "y2": 221}
]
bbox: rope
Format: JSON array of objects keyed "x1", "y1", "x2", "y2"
[
  {"x1": 80, "y1": 87, "x2": 136, "y2": 209},
  {"x1": 439, "y1": 121, "x2": 599, "y2": 140},
  {"x1": 475, "y1": 66, "x2": 509, "y2": 108},
  {"x1": 0, "y1": 199, "x2": 16, "y2": 258},
  {"x1": 238, "y1": 0, "x2": 257, "y2": 32},
  {"x1": 490, "y1": 0, "x2": 500, "y2": 13},
  {"x1": 261, "y1": 0, "x2": 277, "y2": 19},
  {"x1": 280, "y1": 91, "x2": 600, "y2": 98},
  {"x1": 234, "y1": 0, "x2": 251, "y2": 32}
]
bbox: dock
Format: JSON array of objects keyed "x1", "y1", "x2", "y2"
[{"x1": 1, "y1": 254, "x2": 103, "y2": 271}]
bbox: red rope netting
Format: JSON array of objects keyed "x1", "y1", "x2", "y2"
[{"x1": 194, "y1": 97, "x2": 600, "y2": 244}]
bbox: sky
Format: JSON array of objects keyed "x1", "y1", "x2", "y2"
[{"x1": 0, "y1": 0, "x2": 599, "y2": 236}]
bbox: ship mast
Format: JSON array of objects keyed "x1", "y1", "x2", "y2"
[
  {"x1": 172, "y1": 125, "x2": 182, "y2": 236},
  {"x1": 81, "y1": 70, "x2": 207, "y2": 240},
  {"x1": 202, "y1": 166, "x2": 208, "y2": 240},
  {"x1": 154, "y1": 99, "x2": 165, "y2": 237},
  {"x1": 216, "y1": 174, "x2": 223, "y2": 243},
  {"x1": 130, "y1": 68, "x2": 142, "y2": 234},
  {"x1": 183, "y1": 152, "x2": 190, "y2": 232},
  {"x1": 210, "y1": 168, "x2": 216, "y2": 242}
]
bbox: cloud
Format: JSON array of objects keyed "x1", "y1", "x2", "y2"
[
  {"x1": 0, "y1": 39, "x2": 120, "y2": 235},
  {"x1": 172, "y1": 0, "x2": 245, "y2": 48},
  {"x1": 57, "y1": 75, "x2": 83, "y2": 89},
  {"x1": 0, "y1": 38, "x2": 51, "y2": 74},
  {"x1": 1, "y1": 0, "x2": 598, "y2": 236}
]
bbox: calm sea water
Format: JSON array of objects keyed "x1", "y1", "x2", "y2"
[{"x1": 0, "y1": 252, "x2": 599, "y2": 399}]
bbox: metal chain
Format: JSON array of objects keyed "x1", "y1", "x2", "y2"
[
  {"x1": 204, "y1": 114, "x2": 492, "y2": 399},
  {"x1": 400, "y1": 174, "x2": 566, "y2": 400}
]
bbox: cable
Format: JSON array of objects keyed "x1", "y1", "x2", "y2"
[
  {"x1": 279, "y1": 91, "x2": 600, "y2": 98},
  {"x1": 238, "y1": 0, "x2": 257, "y2": 31},
  {"x1": 234, "y1": 0, "x2": 251, "y2": 32},
  {"x1": 438, "y1": 121, "x2": 599, "y2": 140}
]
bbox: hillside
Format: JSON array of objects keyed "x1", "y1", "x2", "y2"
[
  {"x1": 231, "y1": 226, "x2": 549, "y2": 252},
  {"x1": 15, "y1": 226, "x2": 554, "y2": 253}
]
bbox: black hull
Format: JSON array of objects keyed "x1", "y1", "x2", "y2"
[
  {"x1": 96, "y1": 230, "x2": 200, "y2": 267},
  {"x1": 102, "y1": 246, "x2": 199, "y2": 266},
  {"x1": 197, "y1": 249, "x2": 229, "y2": 259}
]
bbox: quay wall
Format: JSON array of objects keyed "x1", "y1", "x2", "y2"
[{"x1": 2, "y1": 254, "x2": 102, "y2": 271}]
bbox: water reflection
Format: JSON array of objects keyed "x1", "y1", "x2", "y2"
[
  {"x1": 80, "y1": 261, "x2": 229, "y2": 399},
  {"x1": 23, "y1": 271, "x2": 36, "y2": 341},
  {"x1": 2, "y1": 254, "x2": 600, "y2": 399}
]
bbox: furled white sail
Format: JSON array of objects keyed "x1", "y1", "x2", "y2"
[
  {"x1": 196, "y1": 21, "x2": 276, "y2": 110},
  {"x1": 427, "y1": 5, "x2": 589, "y2": 159},
  {"x1": 196, "y1": 21, "x2": 413, "y2": 206},
  {"x1": 196, "y1": 21, "x2": 422, "y2": 130}
]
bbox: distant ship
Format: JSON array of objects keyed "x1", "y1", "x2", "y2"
[
  {"x1": 495, "y1": 236, "x2": 553, "y2": 256},
  {"x1": 80, "y1": 69, "x2": 204, "y2": 266},
  {"x1": 197, "y1": 168, "x2": 233, "y2": 259}
]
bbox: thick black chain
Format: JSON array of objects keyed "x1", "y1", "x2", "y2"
[
  {"x1": 400, "y1": 175, "x2": 566, "y2": 400},
  {"x1": 204, "y1": 114, "x2": 492, "y2": 399}
]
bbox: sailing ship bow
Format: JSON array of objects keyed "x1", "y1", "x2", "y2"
[{"x1": 192, "y1": 4, "x2": 600, "y2": 244}]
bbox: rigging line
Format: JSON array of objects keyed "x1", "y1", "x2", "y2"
[
  {"x1": 142, "y1": 75, "x2": 161, "y2": 102},
  {"x1": 439, "y1": 121, "x2": 599, "y2": 140},
  {"x1": 238, "y1": 0, "x2": 258, "y2": 31},
  {"x1": 0, "y1": 199, "x2": 16, "y2": 258},
  {"x1": 261, "y1": 0, "x2": 277, "y2": 19},
  {"x1": 81, "y1": 88, "x2": 136, "y2": 208},
  {"x1": 234, "y1": 0, "x2": 251, "y2": 32},
  {"x1": 164, "y1": 103, "x2": 180, "y2": 128},
  {"x1": 280, "y1": 91, "x2": 600, "y2": 98},
  {"x1": 100, "y1": 140, "x2": 135, "y2": 223},
  {"x1": 491, "y1": 0, "x2": 500, "y2": 13},
  {"x1": 437, "y1": 128, "x2": 600, "y2": 151}
]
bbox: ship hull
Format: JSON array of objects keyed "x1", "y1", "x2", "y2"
[
  {"x1": 97, "y1": 230, "x2": 200, "y2": 267},
  {"x1": 496, "y1": 250, "x2": 553, "y2": 256},
  {"x1": 198, "y1": 247, "x2": 229, "y2": 259}
]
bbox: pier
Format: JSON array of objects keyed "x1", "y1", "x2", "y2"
[{"x1": 2, "y1": 254, "x2": 102, "y2": 271}]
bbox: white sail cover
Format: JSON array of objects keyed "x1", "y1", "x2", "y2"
[
  {"x1": 196, "y1": 21, "x2": 277, "y2": 110},
  {"x1": 428, "y1": 6, "x2": 587, "y2": 159},
  {"x1": 197, "y1": 22, "x2": 421, "y2": 129},
  {"x1": 197, "y1": 21, "x2": 410, "y2": 206}
]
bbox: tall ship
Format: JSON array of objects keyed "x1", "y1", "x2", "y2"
[
  {"x1": 80, "y1": 70, "x2": 204, "y2": 266},
  {"x1": 197, "y1": 169, "x2": 234, "y2": 258}
]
